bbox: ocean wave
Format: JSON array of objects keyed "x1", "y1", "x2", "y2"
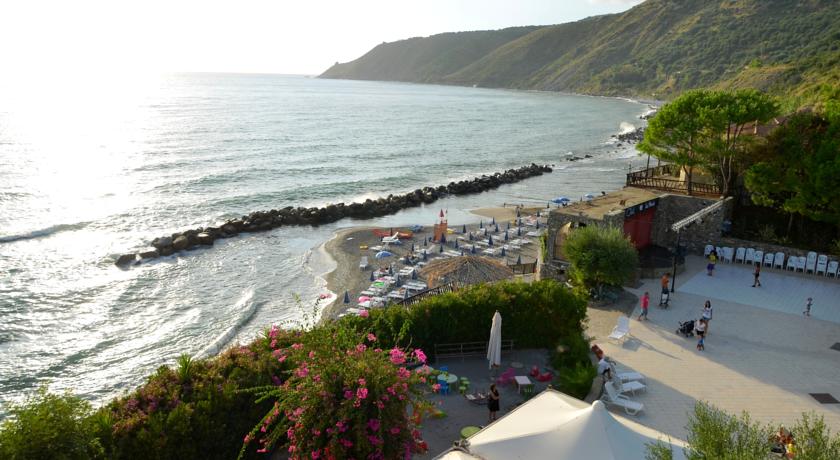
[
  {"x1": 0, "y1": 222, "x2": 91, "y2": 244},
  {"x1": 198, "y1": 289, "x2": 258, "y2": 359},
  {"x1": 619, "y1": 122, "x2": 636, "y2": 134}
]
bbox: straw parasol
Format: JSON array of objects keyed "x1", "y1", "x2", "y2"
[{"x1": 420, "y1": 256, "x2": 513, "y2": 289}]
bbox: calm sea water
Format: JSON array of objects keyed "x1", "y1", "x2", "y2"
[{"x1": 0, "y1": 73, "x2": 646, "y2": 412}]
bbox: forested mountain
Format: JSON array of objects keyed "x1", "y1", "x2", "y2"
[{"x1": 321, "y1": 0, "x2": 840, "y2": 103}]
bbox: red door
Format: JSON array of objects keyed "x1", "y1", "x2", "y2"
[{"x1": 623, "y1": 207, "x2": 655, "y2": 249}]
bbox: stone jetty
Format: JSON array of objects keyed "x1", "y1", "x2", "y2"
[{"x1": 114, "y1": 163, "x2": 553, "y2": 266}]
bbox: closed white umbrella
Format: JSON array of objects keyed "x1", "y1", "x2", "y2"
[{"x1": 487, "y1": 311, "x2": 502, "y2": 370}]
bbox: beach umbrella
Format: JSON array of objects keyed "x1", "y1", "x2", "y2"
[
  {"x1": 411, "y1": 269, "x2": 418, "y2": 280},
  {"x1": 517, "y1": 218, "x2": 522, "y2": 227},
  {"x1": 584, "y1": 193, "x2": 595, "y2": 201},
  {"x1": 404, "y1": 289, "x2": 410, "y2": 300},
  {"x1": 395, "y1": 273, "x2": 401, "y2": 286},
  {"x1": 479, "y1": 220, "x2": 484, "y2": 229},
  {"x1": 439, "y1": 244, "x2": 444, "y2": 253},
  {"x1": 461, "y1": 249, "x2": 465, "y2": 256},
  {"x1": 388, "y1": 265, "x2": 394, "y2": 276},
  {"x1": 440, "y1": 233, "x2": 447, "y2": 244},
  {"x1": 422, "y1": 251, "x2": 427, "y2": 261},
  {"x1": 504, "y1": 230, "x2": 509, "y2": 241},
  {"x1": 495, "y1": 224, "x2": 500, "y2": 233},
  {"x1": 390, "y1": 227, "x2": 394, "y2": 236},
  {"x1": 536, "y1": 221, "x2": 540, "y2": 229},
  {"x1": 516, "y1": 207, "x2": 521, "y2": 217},
  {"x1": 375, "y1": 250, "x2": 393, "y2": 259},
  {"x1": 411, "y1": 242, "x2": 415, "y2": 252},
  {"x1": 454, "y1": 240, "x2": 459, "y2": 249},
  {"x1": 501, "y1": 247, "x2": 506, "y2": 257},
  {"x1": 506, "y1": 222, "x2": 510, "y2": 230},
  {"x1": 488, "y1": 234, "x2": 494, "y2": 246},
  {"x1": 343, "y1": 291, "x2": 350, "y2": 304},
  {"x1": 491, "y1": 217, "x2": 496, "y2": 225},
  {"x1": 487, "y1": 311, "x2": 502, "y2": 369},
  {"x1": 537, "y1": 211, "x2": 541, "y2": 217},
  {"x1": 369, "y1": 271, "x2": 375, "y2": 282},
  {"x1": 468, "y1": 233, "x2": 473, "y2": 241},
  {"x1": 552, "y1": 196, "x2": 571, "y2": 204},
  {"x1": 516, "y1": 255, "x2": 522, "y2": 265},
  {"x1": 462, "y1": 224, "x2": 467, "y2": 233},
  {"x1": 517, "y1": 227, "x2": 522, "y2": 236},
  {"x1": 404, "y1": 255, "x2": 411, "y2": 264},
  {"x1": 471, "y1": 245, "x2": 477, "y2": 254}
]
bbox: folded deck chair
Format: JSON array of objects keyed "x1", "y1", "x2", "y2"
[{"x1": 601, "y1": 381, "x2": 644, "y2": 416}]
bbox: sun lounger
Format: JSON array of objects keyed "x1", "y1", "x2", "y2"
[
  {"x1": 614, "y1": 379, "x2": 646, "y2": 396},
  {"x1": 601, "y1": 381, "x2": 644, "y2": 416},
  {"x1": 482, "y1": 248, "x2": 499, "y2": 256},
  {"x1": 526, "y1": 231, "x2": 542, "y2": 237},
  {"x1": 359, "y1": 256, "x2": 368, "y2": 269},
  {"x1": 609, "y1": 363, "x2": 645, "y2": 384},
  {"x1": 608, "y1": 316, "x2": 631, "y2": 343}
]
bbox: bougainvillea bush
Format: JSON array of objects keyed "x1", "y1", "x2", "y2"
[{"x1": 239, "y1": 324, "x2": 431, "y2": 459}]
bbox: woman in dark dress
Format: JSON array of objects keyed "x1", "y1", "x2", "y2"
[{"x1": 488, "y1": 384, "x2": 500, "y2": 422}]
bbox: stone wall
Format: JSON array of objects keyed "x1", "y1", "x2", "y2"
[
  {"x1": 650, "y1": 195, "x2": 734, "y2": 255},
  {"x1": 718, "y1": 237, "x2": 830, "y2": 261}
]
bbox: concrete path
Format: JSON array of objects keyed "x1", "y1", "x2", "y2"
[{"x1": 589, "y1": 256, "x2": 840, "y2": 441}]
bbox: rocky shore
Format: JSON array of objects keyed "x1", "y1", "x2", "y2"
[{"x1": 114, "y1": 163, "x2": 553, "y2": 266}]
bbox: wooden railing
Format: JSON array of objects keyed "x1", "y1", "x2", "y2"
[
  {"x1": 626, "y1": 165, "x2": 721, "y2": 197},
  {"x1": 508, "y1": 262, "x2": 537, "y2": 274},
  {"x1": 394, "y1": 283, "x2": 457, "y2": 307},
  {"x1": 433, "y1": 339, "x2": 515, "y2": 363}
]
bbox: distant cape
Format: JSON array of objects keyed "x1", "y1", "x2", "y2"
[{"x1": 321, "y1": 0, "x2": 840, "y2": 102}]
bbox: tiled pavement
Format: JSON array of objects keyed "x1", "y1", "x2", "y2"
[{"x1": 590, "y1": 256, "x2": 840, "y2": 441}]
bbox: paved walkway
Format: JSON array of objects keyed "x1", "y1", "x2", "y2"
[{"x1": 589, "y1": 256, "x2": 840, "y2": 441}]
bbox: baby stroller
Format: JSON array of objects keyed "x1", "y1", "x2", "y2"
[{"x1": 676, "y1": 319, "x2": 695, "y2": 337}]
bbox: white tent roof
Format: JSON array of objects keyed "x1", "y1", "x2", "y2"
[{"x1": 436, "y1": 389, "x2": 686, "y2": 460}]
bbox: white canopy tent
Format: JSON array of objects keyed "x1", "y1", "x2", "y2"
[{"x1": 436, "y1": 389, "x2": 687, "y2": 460}]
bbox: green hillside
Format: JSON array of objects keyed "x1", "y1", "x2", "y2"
[{"x1": 320, "y1": 0, "x2": 840, "y2": 103}]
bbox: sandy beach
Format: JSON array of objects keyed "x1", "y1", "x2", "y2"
[{"x1": 319, "y1": 207, "x2": 545, "y2": 321}]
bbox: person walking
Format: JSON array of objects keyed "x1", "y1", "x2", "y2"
[
  {"x1": 638, "y1": 291, "x2": 650, "y2": 321},
  {"x1": 488, "y1": 384, "x2": 500, "y2": 422},
  {"x1": 695, "y1": 319, "x2": 707, "y2": 351},
  {"x1": 752, "y1": 263, "x2": 762, "y2": 287},
  {"x1": 707, "y1": 250, "x2": 717, "y2": 276},
  {"x1": 804, "y1": 297, "x2": 812, "y2": 317},
  {"x1": 660, "y1": 273, "x2": 671, "y2": 306},
  {"x1": 702, "y1": 300, "x2": 713, "y2": 334}
]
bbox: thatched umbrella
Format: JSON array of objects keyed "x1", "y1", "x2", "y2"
[{"x1": 420, "y1": 256, "x2": 514, "y2": 289}]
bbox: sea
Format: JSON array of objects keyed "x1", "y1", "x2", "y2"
[{"x1": 0, "y1": 73, "x2": 649, "y2": 413}]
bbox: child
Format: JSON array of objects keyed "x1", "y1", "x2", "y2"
[
  {"x1": 695, "y1": 319, "x2": 706, "y2": 351},
  {"x1": 707, "y1": 250, "x2": 717, "y2": 276},
  {"x1": 638, "y1": 291, "x2": 650, "y2": 321},
  {"x1": 803, "y1": 297, "x2": 812, "y2": 317},
  {"x1": 752, "y1": 263, "x2": 762, "y2": 287}
]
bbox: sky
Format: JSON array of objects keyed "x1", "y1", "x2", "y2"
[{"x1": 0, "y1": 0, "x2": 643, "y2": 78}]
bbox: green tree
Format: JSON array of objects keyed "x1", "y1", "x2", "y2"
[
  {"x1": 562, "y1": 225, "x2": 638, "y2": 296},
  {"x1": 639, "y1": 89, "x2": 711, "y2": 195},
  {"x1": 0, "y1": 387, "x2": 104, "y2": 460},
  {"x1": 744, "y1": 111, "x2": 840, "y2": 234},
  {"x1": 700, "y1": 89, "x2": 779, "y2": 195}
]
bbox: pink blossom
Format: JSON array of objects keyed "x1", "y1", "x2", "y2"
[
  {"x1": 311, "y1": 449, "x2": 321, "y2": 459},
  {"x1": 414, "y1": 349, "x2": 427, "y2": 364},
  {"x1": 313, "y1": 374, "x2": 321, "y2": 383},
  {"x1": 390, "y1": 427, "x2": 401, "y2": 435},
  {"x1": 344, "y1": 390, "x2": 354, "y2": 400},
  {"x1": 358, "y1": 378, "x2": 366, "y2": 386},
  {"x1": 339, "y1": 438, "x2": 353, "y2": 448},
  {"x1": 336, "y1": 420, "x2": 348, "y2": 432},
  {"x1": 367, "y1": 418, "x2": 381, "y2": 431},
  {"x1": 270, "y1": 339, "x2": 277, "y2": 349},
  {"x1": 396, "y1": 367, "x2": 411, "y2": 380},
  {"x1": 269, "y1": 325, "x2": 279, "y2": 339},
  {"x1": 257, "y1": 448, "x2": 267, "y2": 453},
  {"x1": 375, "y1": 401, "x2": 385, "y2": 409},
  {"x1": 359, "y1": 309, "x2": 369, "y2": 318},
  {"x1": 389, "y1": 348, "x2": 406, "y2": 365},
  {"x1": 432, "y1": 383, "x2": 441, "y2": 392},
  {"x1": 308, "y1": 351, "x2": 316, "y2": 358},
  {"x1": 356, "y1": 387, "x2": 368, "y2": 399},
  {"x1": 292, "y1": 343, "x2": 303, "y2": 350},
  {"x1": 244, "y1": 434, "x2": 253, "y2": 443},
  {"x1": 356, "y1": 344, "x2": 367, "y2": 353},
  {"x1": 296, "y1": 365, "x2": 309, "y2": 378},
  {"x1": 367, "y1": 333, "x2": 377, "y2": 342},
  {"x1": 419, "y1": 376, "x2": 426, "y2": 383}
]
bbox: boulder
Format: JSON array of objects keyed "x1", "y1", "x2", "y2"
[
  {"x1": 160, "y1": 246, "x2": 174, "y2": 256},
  {"x1": 151, "y1": 236, "x2": 172, "y2": 249},
  {"x1": 196, "y1": 233, "x2": 214, "y2": 245},
  {"x1": 139, "y1": 249, "x2": 160, "y2": 259},
  {"x1": 115, "y1": 253, "x2": 137, "y2": 266},
  {"x1": 172, "y1": 235, "x2": 190, "y2": 250}
]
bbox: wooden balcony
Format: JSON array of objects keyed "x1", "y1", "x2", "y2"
[{"x1": 626, "y1": 165, "x2": 721, "y2": 197}]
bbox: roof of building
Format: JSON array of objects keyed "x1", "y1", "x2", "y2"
[
  {"x1": 420, "y1": 256, "x2": 513, "y2": 288},
  {"x1": 550, "y1": 187, "x2": 663, "y2": 221}
]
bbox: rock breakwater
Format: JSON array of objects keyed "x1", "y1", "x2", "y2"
[{"x1": 114, "y1": 163, "x2": 553, "y2": 266}]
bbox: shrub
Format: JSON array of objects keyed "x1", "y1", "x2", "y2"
[
  {"x1": 238, "y1": 325, "x2": 430, "y2": 459},
  {"x1": 0, "y1": 387, "x2": 104, "y2": 460},
  {"x1": 556, "y1": 362, "x2": 596, "y2": 400},
  {"x1": 562, "y1": 226, "x2": 639, "y2": 293}
]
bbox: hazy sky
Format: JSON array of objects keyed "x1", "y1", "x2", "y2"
[{"x1": 0, "y1": 0, "x2": 643, "y2": 77}]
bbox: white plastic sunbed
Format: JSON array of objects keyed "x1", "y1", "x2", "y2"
[
  {"x1": 609, "y1": 363, "x2": 645, "y2": 384},
  {"x1": 359, "y1": 256, "x2": 368, "y2": 269},
  {"x1": 614, "y1": 378, "x2": 646, "y2": 396},
  {"x1": 602, "y1": 381, "x2": 644, "y2": 416},
  {"x1": 608, "y1": 316, "x2": 630, "y2": 343}
]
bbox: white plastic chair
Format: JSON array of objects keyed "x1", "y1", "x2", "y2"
[
  {"x1": 735, "y1": 247, "x2": 746, "y2": 264},
  {"x1": 602, "y1": 381, "x2": 644, "y2": 416},
  {"x1": 816, "y1": 255, "x2": 828, "y2": 276},
  {"x1": 773, "y1": 252, "x2": 785, "y2": 269},
  {"x1": 763, "y1": 252, "x2": 774, "y2": 267},
  {"x1": 722, "y1": 247, "x2": 734, "y2": 263},
  {"x1": 608, "y1": 316, "x2": 631, "y2": 344},
  {"x1": 786, "y1": 256, "x2": 797, "y2": 271},
  {"x1": 745, "y1": 248, "x2": 755, "y2": 265},
  {"x1": 805, "y1": 252, "x2": 818, "y2": 274},
  {"x1": 754, "y1": 250, "x2": 764, "y2": 266},
  {"x1": 796, "y1": 256, "x2": 807, "y2": 272},
  {"x1": 827, "y1": 261, "x2": 839, "y2": 278},
  {"x1": 704, "y1": 244, "x2": 714, "y2": 257}
]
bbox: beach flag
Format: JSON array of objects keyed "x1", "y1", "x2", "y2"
[
  {"x1": 343, "y1": 291, "x2": 350, "y2": 304},
  {"x1": 516, "y1": 255, "x2": 522, "y2": 265}
]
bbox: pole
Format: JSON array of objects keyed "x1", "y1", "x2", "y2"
[{"x1": 671, "y1": 230, "x2": 681, "y2": 293}]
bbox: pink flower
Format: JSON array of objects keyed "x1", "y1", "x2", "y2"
[
  {"x1": 414, "y1": 349, "x2": 427, "y2": 364},
  {"x1": 419, "y1": 376, "x2": 426, "y2": 383},
  {"x1": 390, "y1": 427, "x2": 401, "y2": 435},
  {"x1": 270, "y1": 339, "x2": 277, "y2": 349},
  {"x1": 432, "y1": 383, "x2": 441, "y2": 392},
  {"x1": 292, "y1": 343, "x2": 303, "y2": 350},
  {"x1": 336, "y1": 420, "x2": 348, "y2": 432},
  {"x1": 358, "y1": 378, "x2": 366, "y2": 386},
  {"x1": 375, "y1": 401, "x2": 385, "y2": 409},
  {"x1": 367, "y1": 418, "x2": 381, "y2": 431},
  {"x1": 389, "y1": 348, "x2": 406, "y2": 365},
  {"x1": 356, "y1": 387, "x2": 368, "y2": 399},
  {"x1": 244, "y1": 434, "x2": 253, "y2": 443},
  {"x1": 396, "y1": 367, "x2": 411, "y2": 380},
  {"x1": 367, "y1": 333, "x2": 377, "y2": 342},
  {"x1": 308, "y1": 351, "x2": 316, "y2": 358},
  {"x1": 269, "y1": 325, "x2": 279, "y2": 339},
  {"x1": 356, "y1": 344, "x2": 367, "y2": 353},
  {"x1": 311, "y1": 449, "x2": 321, "y2": 459},
  {"x1": 339, "y1": 438, "x2": 353, "y2": 448},
  {"x1": 359, "y1": 309, "x2": 369, "y2": 318},
  {"x1": 295, "y1": 365, "x2": 309, "y2": 378},
  {"x1": 344, "y1": 390, "x2": 354, "y2": 400}
]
